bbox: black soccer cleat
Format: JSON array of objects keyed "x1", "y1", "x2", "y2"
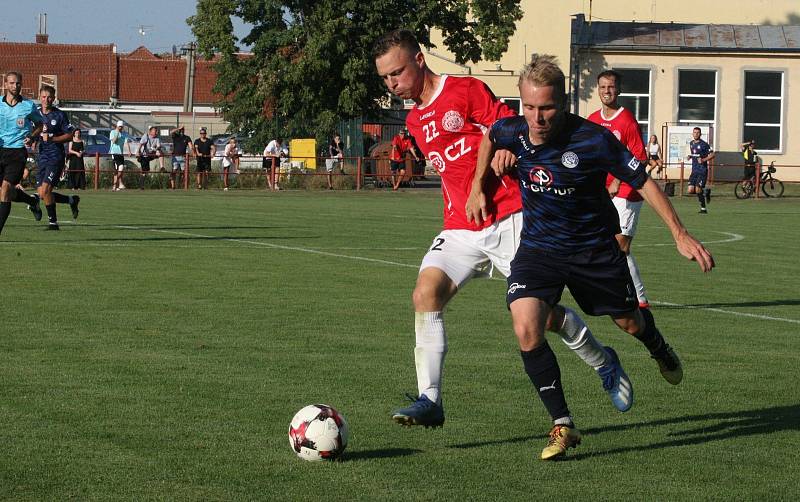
[
  {"x1": 69, "y1": 195, "x2": 80, "y2": 220},
  {"x1": 28, "y1": 195, "x2": 43, "y2": 222}
]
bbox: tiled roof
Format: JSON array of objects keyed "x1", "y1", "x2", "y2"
[
  {"x1": 0, "y1": 40, "x2": 221, "y2": 105},
  {"x1": 0, "y1": 42, "x2": 116, "y2": 101},
  {"x1": 573, "y1": 17, "x2": 800, "y2": 51}
]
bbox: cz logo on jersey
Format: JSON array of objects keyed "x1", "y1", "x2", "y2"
[{"x1": 428, "y1": 138, "x2": 472, "y2": 173}]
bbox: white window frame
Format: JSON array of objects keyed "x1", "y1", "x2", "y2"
[
  {"x1": 743, "y1": 70, "x2": 784, "y2": 154},
  {"x1": 614, "y1": 67, "x2": 651, "y2": 141},
  {"x1": 677, "y1": 69, "x2": 718, "y2": 137}
]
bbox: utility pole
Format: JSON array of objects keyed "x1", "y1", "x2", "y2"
[{"x1": 182, "y1": 42, "x2": 197, "y2": 113}]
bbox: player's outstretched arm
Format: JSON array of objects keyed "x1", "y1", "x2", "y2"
[
  {"x1": 638, "y1": 178, "x2": 715, "y2": 272},
  {"x1": 466, "y1": 133, "x2": 498, "y2": 226}
]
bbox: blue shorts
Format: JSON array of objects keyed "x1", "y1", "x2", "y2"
[
  {"x1": 172, "y1": 155, "x2": 186, "y2": 171},
  {"x1": 689, "y1": 168, "x2": 707, "y2": 188},
  {"x1": 36, "y1": 157, "x2": 65, "y2": 187},
  {"x1": 507, "y1": 242, "x2": 637, "y2": 316}
]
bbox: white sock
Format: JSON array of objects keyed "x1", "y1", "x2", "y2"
[
  {"x1": 414, "y1": 311, "x2": 447, "y2": 405},
  {"x1": 557, "y1": 307, "x2": 609, "y2": 369},
  {"x1": 626, "y1": 253, "x2": 648, "y2": 304}
]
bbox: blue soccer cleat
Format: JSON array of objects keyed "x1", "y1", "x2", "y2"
[
  {"x1": 596, "y1": 346, "x2": 633, "y2": 412},
  {"x1": 392, "y1": 394, "x2": 445, "y2": 428}
]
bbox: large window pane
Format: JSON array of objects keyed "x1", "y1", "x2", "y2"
[
  {"x1": 744, "y1": 99, "x2": 781, "y2": 124},
  {"x1": 616, "y1": 69, "x2": 649, "y2": 94},
  {"x1": 678, "y1": 96, "x2": 715, "y2": 121},
  {"x1": 501, "y1": 98, "x2": 520, "y2": 113},
  {"x1": 679, "y1": 70, "x2": 716, "y2": 94},
  {"x1": 745, "y1": 72, "x2": 782, "y2": 97},
  {"x1": 743, "y1": 126, "x2": 780, "y2": 150},
  {"x1": 618, "y1": 96, "x2": 649, "y2": 120}
]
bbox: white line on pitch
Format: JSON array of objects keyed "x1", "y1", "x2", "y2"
[{"x1": 652, "y1": 301, "x2": 800, "y2": 325}]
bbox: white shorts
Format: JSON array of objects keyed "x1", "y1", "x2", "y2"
[
  {"x1": 419, "y1": 212, "x2": 522, "y2": 288},
  {"x1": 325, "y1": 158, "x2": 339, "y2": 172},
  {"x1": 613, "y1": 197, "x2": 643, "y2": 237}
]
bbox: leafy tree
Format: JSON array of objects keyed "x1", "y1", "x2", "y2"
[{"x1": 188, "y1": 0, "x2": 522, "y2": 148}]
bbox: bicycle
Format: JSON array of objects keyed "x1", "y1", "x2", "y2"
[{"x1": 734, "y1": 161, "x2": 784, "y2": 199}]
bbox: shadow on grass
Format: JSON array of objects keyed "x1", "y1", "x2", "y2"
[
  {"x1": 449, "y1": 404, "x2": 800, "y2": 461},
  {"x1": 343, "y1": 448, "x2": 423, "y2": 461}
]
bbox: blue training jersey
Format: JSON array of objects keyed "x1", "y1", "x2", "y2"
[
  {"x1": 38, "y1": 106, "x2": 75, "y2": 163},
  {"x1": 689, "y1": 139, "x2": 712, "y2": 170},
  {"x1": 489, "y1": 114, "x2": 648, "y2": 254},
  {"x1": 0, "y1": 96, "x2": 42, "y2": 148}
]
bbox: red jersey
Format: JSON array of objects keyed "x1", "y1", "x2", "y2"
[
  {"x1": 390, "y1": 134, "x2": 412, "y2": 161},
  {"x1": 406, "y1": 75, "x2": 518, "y2": 230},
  {"x1": 587, "y1": 107, "x2": 647, "y2": 202}
]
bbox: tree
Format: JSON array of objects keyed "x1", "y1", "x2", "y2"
[{"x1": 188, "y1": 0, "x2": 522, "y2": 148}]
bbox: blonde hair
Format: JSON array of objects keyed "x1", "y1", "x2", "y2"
[{"x1": 518, "y1": 54, "x2": 566, "y2": 107}]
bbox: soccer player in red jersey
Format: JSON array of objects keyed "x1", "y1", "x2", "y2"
[
  {"x1": 587, "y1": 70, "x2": 651, "y2": 308},
  {"x1": 373, "y1": 30, "x2": 634, "y2": 430}
]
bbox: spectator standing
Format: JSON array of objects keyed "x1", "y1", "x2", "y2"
[
  {"x1": 587, "y1": 70, "x2": 651, "y2": 309},
  {"x1": 263, "y1": 137, "x2": 283, "y2": 190},
  {"x1": 647, "y1": 135, "x2": 664, "y2": 179},
  {"x1": 0, "y1": 71, "x2": 44, "y2": 235},
  {"x1": 138, "y1": 126, "x2": 164, "y2": 189},
  {"x1": 326, "y1": 133, "x2": 344, "y2": 190},
  {"x1": 169, "y1": 126, "x2": 193, "y2": 189},
  {"x1": 67, "y1": 129, "x2": 86, "y2": 189},
  {"x1": 686, "y1": 127, "x2": 715, "y2": 214},
  {"x1": 193, "y1": 127, "x2": 214, "y2": 189},
  {"x1": 35, "y1": 85, "x2": 80, "y2": 229},
  {"x1": 741, "y1": 140, "x2": 758, "y2": 181},
  {"x1": 389, "y1": 129, "x2": 418, "y2": 191},
  {"x1": 222, "y1": 137, "x2": 240, "y2": 191},
  {"x1": 109, "y1": 120, "x2": 128, "y2": 191}
]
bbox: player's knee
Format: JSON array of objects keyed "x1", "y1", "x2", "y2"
[
  {"x1": 614, "y1": 311, "x2": 642, "y2": 335},
  {"x1": 412, "y1": 282, "x2": 443, "y2": 311}
]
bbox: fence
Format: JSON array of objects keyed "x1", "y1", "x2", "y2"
[
  {"x1": 650, "y1": 160, "x2": 797, "y2": 198},
  {"x1": 24, "y1": 149, "x2": 430, "y2": 192}
]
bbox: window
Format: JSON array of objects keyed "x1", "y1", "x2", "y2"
[
  {"x1": 743, "y1": 71, "x2": 783, "y2": 151},
  {"x1": 678, "y1": 70, "x2": 717, "y2": 124},
  {"x1": 500, "y1": 98, "x2": 521, "y2": 113},
  {"x1": 614, "y1": 68, "x2": 651, "y2": 141}
]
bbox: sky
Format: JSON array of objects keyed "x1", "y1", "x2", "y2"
[{"x1": 1, "y1": 1, "x2": 251, "y2": 54}]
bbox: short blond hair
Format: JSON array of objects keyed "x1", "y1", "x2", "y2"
[{"x1": 518, "y1": 54, "x2": 566, "y2": 107}]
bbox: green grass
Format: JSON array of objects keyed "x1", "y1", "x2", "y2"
[{"x1": 1, "y1": 188, "x2": 799, "y2": 501}]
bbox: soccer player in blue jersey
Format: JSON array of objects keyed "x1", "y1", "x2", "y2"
[
  {"x1": 35, "y1": 85, "x2": 81, "y2": 230},
  {"x1": 466, "y1": 55, "x2": 714, "y2": 460},
  {"x1": 686, "y1": 127, "x2": 715, "y2": 214},
  {"x1": 0, "y1": 72, "x2": 44, "y2": 236}
]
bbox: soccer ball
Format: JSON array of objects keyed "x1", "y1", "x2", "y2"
[{"x1": 288, "y1": 404, "x2": 349, "y2": 461}]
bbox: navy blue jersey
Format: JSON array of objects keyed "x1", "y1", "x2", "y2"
[
  {"x1": 489, "y1": 114, "x2": 648, "y2": 254},
  {"x1": 689, "y1": 139, "x2": 712, "y2": 170},
  {"x1": 38, "y1": 106, "x2": 75, "y2": 163}
]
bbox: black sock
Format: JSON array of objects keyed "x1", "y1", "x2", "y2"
[
  {"x1": 46, "y1": 204, "x2": 57, "y2": 225},
  {"x1": 52, "y1": 192, "x2": 70, "y2": 204},
  {"x1": 520, "y1": 342, "x2": 571, "y2": 422},
  {"x1": 13, "y1": 188, "x2": 36, "y2": 205},
  {"x1": 633, "y1": 308, "x2": 667, "y2": 356},
  {"x1": 698, "y1": 191, "x2": 706, "y2": 209},
  {"x1": 0, "y1": 201, "x2": 10, "y2": 234}
]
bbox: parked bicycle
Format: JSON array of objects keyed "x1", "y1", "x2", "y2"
[{"x1": 734, "y1": 161, "x2": 784, "y2": 199}]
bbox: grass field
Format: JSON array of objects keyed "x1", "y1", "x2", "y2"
[{"x1": 1, "y1": 187, "x2": 799, "y2": 501}]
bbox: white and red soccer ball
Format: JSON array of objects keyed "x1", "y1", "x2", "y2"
[{"x1": 288, "y1": 404, "x2": 349, "y2": 461}]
